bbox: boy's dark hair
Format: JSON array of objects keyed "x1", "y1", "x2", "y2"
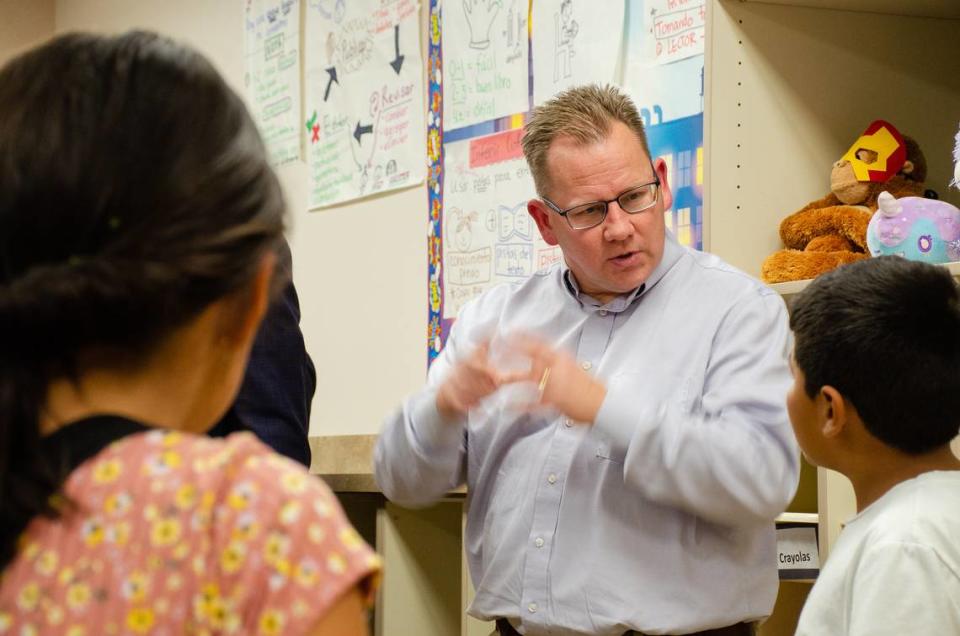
[
  {"x1": 0, "y1": 31, "x2": 285, "y2": 567},
  {"x1": 790, "y1": 256, "x2": 960, "y2": 455}
]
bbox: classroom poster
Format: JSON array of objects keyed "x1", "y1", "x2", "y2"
[
  {"x1": 623, "y1": 0, "x2": 704, "y2": 248},
  {"x1": 243, "y1": 0, "x2": 302, "y2": 166},
  {"x1": 304, "y1": 0, "x2": 425, "y2": 208},
  {"x1": 531, "y1": 0, "x2": 625, "y2": 106},
  {"x1": 441, "y1": 129, "x2": 559, "y2": 320},
  {"x1": 442, "y1": 0, "x2": 530, "y2": 130}
]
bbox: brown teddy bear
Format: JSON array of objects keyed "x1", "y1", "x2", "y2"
[{"x1": 761, "y1": 124, "x2": 927, "y2": 283}]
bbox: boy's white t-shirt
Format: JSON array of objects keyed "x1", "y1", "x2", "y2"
[{"x1": 796, "y1": 471, "x2": 960, "y2": 635}]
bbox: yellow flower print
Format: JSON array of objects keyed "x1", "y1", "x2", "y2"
[
  {"x1": 200, "y1": 491, "x2": 215, "y2": 510},
  {"x1": 19, "y1": 624, "x2": 37, "y2": 636},
  {"x1": 339, "y1": 527, "x2": 364, "y2": 552},
  {"x1": 166, "y1": 573, "x2": 183, "y2": 592},
  {"x1": 190, "y1": 508, "x2": 212, "y2": 532},
  {"x1": 231, "y1": 512, "x2": 259, "y2": 541},
  {"x1": 312, "y1": 498, "x2": 332, "y2": 518},
  {"x1": 227, "y1": 481, "x2": 257, "y2": 510},
  {"x1": 150, "y1": 517, "x2": 182, "y2": 547},
  {"x1": 263, "y1": 531, "x2": 290, "y2": 565},
  {"x1": 307, "y1": 523, "x2": 326, "y2": 544},
  {"x1": 17, "y1": 582, "x2": 40, "y2": 611},
  {"x1": 121, "y1": 571, "x2": 149, "y2": 602},
  {"x1": 258, "y1": 609, "x2": 285, "y2": 636},
  {"x1": 145, "y1": 450, "x2": 181, "y2": 476},
  {"x1": 294, "y1": 559, "x2": 319, "y2": 587},
  {"x1": 280, "y1": 471, "x2": 307, "y2": 494},
  {"x1": 45, "y1": 605, "x2": 64, "y2": 625},
  {"x1": 292, "y1": 599, "x2": 308, "y2": 618},
  {"x1": 103, "y1": 491, "x2": 132, "y2": 516},
  {"x1": 81, "y1": 518, "x2": 105, "y2": 547},
  {"x1": 278, "y1": 500, "x2": 302, "y2": 525},
  {"x1": 66, "y1": 625, "x2": 86, "y2": 636},
  {"x1": 174, "y1": 484, "x2": 198, "y2": 510},
  {"x1": 170, "y1": 542, "x2": 189, "y2": 561},
  {"x1": 327, "y1": 552, "x2": 347, "y2": 575},
  {"x1": 65, "y1": 582, "x2": 92, "y2": 610},
  {"x1": 0, "y1": 612, "x2": 11, "y2": 630},
  {"x1": 161, "y1": 431, "x2": 182, "y2": 446},
  {"x1": 92, "y1": 458, "x2": 123, "y2": 484},
  {"x1": 57, "y1": 567, "x2": 75, "y2": 586},
  {"x1": 193, "y1": 583, "x2": 225, "y2": 625},
  {"x1": 19, "y1": 539, "x2": 39, "y2": 561},
  {"x1": 143, "y1": 504, "x2": 159, "y2": 522},
  {"x1": 126, "y1": 608, "x2": 155, "y2": 634},
  {"x1": 106, "y1": 521, "x2": 131, "y2": 546},
  {"x1": 220, "y1": 541, "x2": 246, "y2": 574},
  {"x1": 35, "y1": 549, "x2": 58, "y2": 576}
]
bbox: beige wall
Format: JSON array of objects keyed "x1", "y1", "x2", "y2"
[
  {"x1": 0, "y1": 0, "x2": 54, "y2": 65},
  {"x1": 53, "y1": 0, "x2": 428, "y2": 437}
]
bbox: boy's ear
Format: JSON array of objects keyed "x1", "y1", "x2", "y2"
[{"x1": 819, "y1": 385, "x2": 847, "y2": 439}]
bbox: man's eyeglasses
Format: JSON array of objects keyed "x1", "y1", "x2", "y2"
[{"x1": 541, "y1": 176, "x2": 661, "y2": 230}]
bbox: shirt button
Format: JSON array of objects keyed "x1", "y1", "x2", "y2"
[
  {"x1": 598, "y1": 309, "x2": 608, "y2": 317},
  {"x1": 528, "y1": 602, "x2": 538, "y2": 613},
  {"x1": 564, "y1": 418, "x2": 573, "y2": 428},
  {"x1": 581, "y1": 360, "x2": 592, "y2": 371},
  {"x1": 535, "y1": 537, "x2": 545, "y2": 548},
  {"x1": 547, "y1": 473, "x2": 557, "y2": 484}
]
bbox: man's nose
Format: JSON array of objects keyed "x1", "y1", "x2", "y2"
[{"x1": 603, "y1": 201, "x2": 634, "y2": 241}]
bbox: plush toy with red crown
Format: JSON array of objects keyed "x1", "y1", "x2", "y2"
[{"x1": 761, "y1": 121, "x2": 927, "y2": 284}]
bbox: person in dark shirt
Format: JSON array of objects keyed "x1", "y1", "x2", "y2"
[{"x1": 209, "y1": 241, "x2": 316, "y2": 466}]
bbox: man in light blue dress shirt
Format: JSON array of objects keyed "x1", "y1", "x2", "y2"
[{"x1": 375, "y1": 85, "x2": 799, "y2": 636}]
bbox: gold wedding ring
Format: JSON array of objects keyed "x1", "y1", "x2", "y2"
[{"x1": 537, "y1": 367, "x2": 552, "y2": 397}]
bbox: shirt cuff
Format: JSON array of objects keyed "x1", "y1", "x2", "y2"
[{"x1": 409, "y1": 389, "x2": 466, "y2": 457}]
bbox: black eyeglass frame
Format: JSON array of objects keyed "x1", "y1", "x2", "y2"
[{"x1": 541, "y1": 171, "x2": 662, "y2": 230}]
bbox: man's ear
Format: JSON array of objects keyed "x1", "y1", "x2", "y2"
[
  {"x1": 820, "y1": 385, "x2": 847, "y2": 439},
  {"x1": 654, "y1": 157, "x2": 673, "y2": 211},
  {"x1": 901, "y1": 160, "x2": 915, "y2": 176},
  {"x1": 528, "y1": 199, "x2": 559, "y2": 246}
]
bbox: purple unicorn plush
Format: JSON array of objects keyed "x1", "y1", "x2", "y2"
[{"x1": 867, "y1": 191, "x2": 960, "y2": 263}]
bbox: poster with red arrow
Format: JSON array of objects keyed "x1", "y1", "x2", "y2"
[
  {"x1": 244, "y1": 0, "x2": 302, "y2": 167},
  {"x1": 304, "y1": 0, "x2": 425, "y2": 209}
]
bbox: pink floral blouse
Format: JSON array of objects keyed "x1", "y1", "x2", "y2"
[{"x1": 0, "y1": 430, "x2": 380, "y2": 635}]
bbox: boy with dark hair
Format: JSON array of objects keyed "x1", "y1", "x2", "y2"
[{"x1": 790, "y1": 255, "x2": 960, "y2": 634}]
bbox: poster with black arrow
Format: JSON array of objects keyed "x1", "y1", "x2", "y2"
[
  {"x1": 305, "y1": 0, "x2": 425, "y2": 209},
  {"x1": 244, "y1": 0, "x2": 301, "y2": 166}
]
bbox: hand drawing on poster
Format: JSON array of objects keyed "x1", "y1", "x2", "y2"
[
  {"x1": 532, "y1": 0, "x2": 624, "y2": 106},
  {"x1": 304, "y1": 0, "x2": 425, "y2": 209},
  {"x1": 442, "y1": 130, "x2": 561, "y2": 319},
  {"x1": 244, "y1": 0, "x2": 301, "y2": 166},
  {"x1": 442, "y1": 0, "x2": 529, "y2": 130}
]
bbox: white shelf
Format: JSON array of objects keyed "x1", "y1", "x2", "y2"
[
  {"x1": 742, "y1": 0, "x2": 960, "y2": 20},
  {"x1": 775, "y1": 512, "x2": 819, "y2": 525},
  {"x1": 769, "y1": 260, "x2": 960, "y2": 301}
]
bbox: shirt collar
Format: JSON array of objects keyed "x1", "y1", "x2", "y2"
[{"x1": 560, "y1": 230, "x2": 684, "y2": 311}]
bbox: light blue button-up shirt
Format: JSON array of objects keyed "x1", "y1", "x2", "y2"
[{"x1": 375, "y1": 233, "x2": 799, "y2": 635}]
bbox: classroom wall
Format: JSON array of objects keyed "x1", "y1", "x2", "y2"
[
  {"x1": 0, "y1": 0, "x2": 54, "y2": 65},
  {"x1": 53, "y1": 0, "x2": 429, "y2": 437}
]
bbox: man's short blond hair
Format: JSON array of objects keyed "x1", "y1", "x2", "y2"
[{"x1": 521, "y1": 84, "x2": 651, "y2": 196}]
